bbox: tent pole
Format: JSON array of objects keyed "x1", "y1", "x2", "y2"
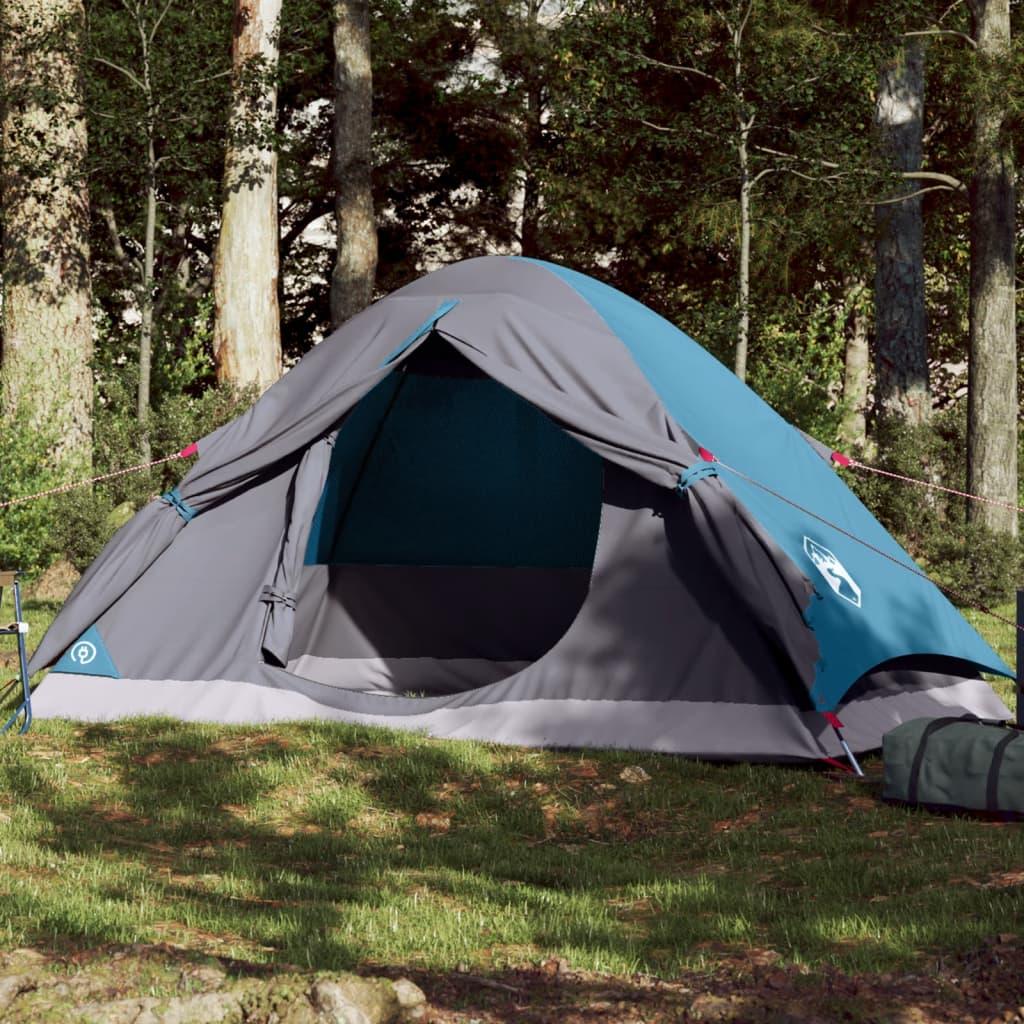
[{"x1": 1016, "y1": 588, "x2": 1023, "y2": 728}]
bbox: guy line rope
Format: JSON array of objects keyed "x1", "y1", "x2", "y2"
[
  {"x1": 0, "y1": 444, "x2": 197, "y2": 511},
  {"x1": 0, "y1": 441, "x2": 1019, "y2": 634}
]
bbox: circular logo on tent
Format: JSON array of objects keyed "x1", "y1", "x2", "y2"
[{"x1": 71, "y1": 641, "x2": 97, "y2": 666}]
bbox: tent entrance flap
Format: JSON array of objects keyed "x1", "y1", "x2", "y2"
[{"x1": 291, "y1": 338, "x2": 603, "y2": 694}]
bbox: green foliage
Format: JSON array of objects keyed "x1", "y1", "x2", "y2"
[
  {"x1": 83, "y1": 0, "x2": 234, "y2": 384},
  {"x1": 0, "y1": 418, "x2": 66, "y2": 576},
  {"x1": 0, "y1": 382, "x2": 253, "y2": 577},
  {"x1": 746, "y1": 291, "x2": 848, "y2": 443},
  {"x1": 926, "y1": 522, "x2": 1021, "y2": 612},
  {"x1": 848, "y1": 411, "x2": 1022, "y2": 608}
]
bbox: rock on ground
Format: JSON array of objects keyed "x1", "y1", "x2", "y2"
[{"x1": 0, "y1": 944, "x2": 426, "y2": 1024}]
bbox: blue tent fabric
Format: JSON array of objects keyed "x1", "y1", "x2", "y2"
[
  {"x1": 53, "y1": 625, "x2": 120, "y2": 679},
  {"x1": 524, "y1": 257, "x2": 1011, "y2": 709}
]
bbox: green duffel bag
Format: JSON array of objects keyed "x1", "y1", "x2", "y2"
[{"x1": 882, "y1": 715, "x2": 1024, "y2": 814}]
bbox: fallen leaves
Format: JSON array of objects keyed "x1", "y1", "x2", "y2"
[
  {"x1": 414, "y1": 812, "x2": 452, "y2": 834},
  {"x1": 985, "y1": 871, "x2": 1024, "y2": 889},
  {"x1": 711, "y1": 809, "x2": 762, "y2": 834}
]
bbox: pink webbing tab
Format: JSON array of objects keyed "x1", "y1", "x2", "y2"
[
  {"x1": 831, "y1": 450, "x2": 851, "y2": 468},
  {"x1": 178, "y1": 442, "x2": 199, "y2": 459},
  {"x1": 698, "y1": 447, "x2": 716, "y2": 462},
  {"x1": 820, "y1": 756, "x2": 853, "y2": 773},
  {"x1": 823, "y1": 711, "x2": 844, "y2": 730}
]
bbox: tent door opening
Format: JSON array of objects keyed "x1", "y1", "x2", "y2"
[{"x1": 284, "y1": 336, "x2": 604, "y2": 696}]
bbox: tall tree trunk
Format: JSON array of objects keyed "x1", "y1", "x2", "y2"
[
  {"x1": 966, "y1": 0, "x2": 1017, "y2": 538},
  {"x1": 0, "y1": 0, "x2": 93, "y2": 472},
  {"x1": 519, "y1": 0, "x2": 544, "y2": 258},
  {"x1": 735, "y1": 132, "x2": 752, "y2": 383},
  {"x1": 212, "y1": 0, "x2": 284, "y2": 393},
  {"x1": 519, "y1": 79, "x2": 544, "y2": 257},
  {"x1": 840, "y1": 274, "x2": 870, "y2": 449},
  {"x1": 731, "y1": 3, "x2": 753, "y2": 383},
  {"x1": 330, "y1": 0, "x2": 377, "y2": 329},
  {"x1": 139, "y1": 67, "x2": 157, "y2": 462},
  {"x1": 873, "y1": 39, "x2": 928, "y2": 426}
]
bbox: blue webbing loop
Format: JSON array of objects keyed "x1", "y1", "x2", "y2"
[
  {"x1": 676, "y1": 462, "x2": 719, "y2": 495},
  {"x1": 161, "y1": 486, "x2": 197, "y2": 523}
]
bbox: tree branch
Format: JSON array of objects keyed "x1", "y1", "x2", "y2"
[
  {"x1": 938, "y1": 0, "x2": 965, "y2": 23},
  {"x1": 776, "y1": 167, "x2": 846, "y2": 184},
  {"x1": 874, "y1": 184, "x2": 962, "y2": 205},
  {"x1": 189, "y1": 69, "x2": 232, "y2": 87},
  {"x1": 903, "y1": 29, "x2": 976, "y2": 48},
  {"x1": 280, "y1": 196, "x2": 335, "y2": 260},
  {"x1": 640, "y1": 118, "x2": 678, "y2": 133},
  {"x1": 90, "y1": 55, "x2": 145, "y2": 91},
  {"x1": 752, "y1": 143, "x2": 840, "y2": 169},
  {"x1": 902, "y1": 170, "x2": 966, "y2": 191},
  {"x1": 98, "y1": 206, "x2": 144, "y2": 281},
  {"x1": 738, "y1": 0, "x2": 755, "y2": 40},
  {"x1": 623, "y1": 50, "x2": 727, "y2": 90},
  {"x1": 149, "y1": 0, "x2": 176, "y2": 45}
]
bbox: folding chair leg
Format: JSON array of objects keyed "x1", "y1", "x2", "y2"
[{"x1": 1, "y1": 576, "x2": 32, "y2": 735}]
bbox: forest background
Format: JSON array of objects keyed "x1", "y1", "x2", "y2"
[{"x1": 1, "y1": 0, "x2": 1022, "y2": 610}]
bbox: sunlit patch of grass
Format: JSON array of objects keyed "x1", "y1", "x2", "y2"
[
  {"x1": 0, "y1": 720, "x2": 1023, "y2": 977},
  {"x1": 0, "y1": 600, "x2": 1022, "y2": 976},
  {"x1": 962, "y1": 599, "x2": 1018, "y2": 709}
]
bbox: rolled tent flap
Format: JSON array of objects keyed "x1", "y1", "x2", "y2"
[{"x1": 258, "y1": 436, "x2": 335, "y2": 665}]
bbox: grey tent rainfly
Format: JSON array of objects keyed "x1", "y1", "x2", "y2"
[{"x1": 30, "y1": 256, "x2": 1012, "y2": 761}]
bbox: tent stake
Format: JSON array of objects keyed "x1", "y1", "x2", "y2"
[
  {"x1": 834, "y1": 728, "x2": 864, "y2": 777},
  {"x1": 823, "y1": 712, "x2": 864, "y2": 776},
  {"x1": 1017, "y1": 588, "x2": 1023, "y2": 728}
]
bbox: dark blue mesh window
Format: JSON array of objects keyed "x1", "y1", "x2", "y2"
[{"x1": 305, "y1": 355, "x2": 602, "y2": 568}]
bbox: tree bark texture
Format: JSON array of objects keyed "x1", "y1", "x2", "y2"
[
  {"x1": 840, "y1": 275, "x2": 870, "y2": 449},
  {"x1": 735, "y1": 149, "x2": 751, "y2": 383},
  {"x1": 212, "y1": 0, "x2": 284, "y2": 393},
  {"x1": 966, "y1": 0, "x2": 1018, "y2": 537},
  {"x1": 873, "y1": 39, "x2": 928, "y2": 426},
  {"x1": 0, "y1": 0, "x2": 93, "y2": 471},
  {"x1": 330, "y1": 0, "x2": 377, "y2": 329},
  {"x1": 519, "y1": 78, "x2": 544, "y2": 258},
  {"x1": 519, "y1": 0, "x2": 545, "y2": 258},
  {"x1": 731, "y1": 4, "x2": 753, "y2": 383}
]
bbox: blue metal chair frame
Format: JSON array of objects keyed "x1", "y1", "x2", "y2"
[{"x1": 0, "y1": 571, "x2": 32, "y2": 734}]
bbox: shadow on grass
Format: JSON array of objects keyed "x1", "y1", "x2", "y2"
[{"x1": 1, "y1": 718, "x2": 1022, "y2": 977}]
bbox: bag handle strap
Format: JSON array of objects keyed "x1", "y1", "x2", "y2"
[
  {"x1": 986, "y1": 730, "x2": 1020, "y2": 811},
  {"x1": 908, "y1": 715, "x2": 979, "y2": 804}
]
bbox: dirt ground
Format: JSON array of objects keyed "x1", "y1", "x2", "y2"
[
  {"x1": 3, "y1": 937, "x2": 1024, "y2": 1024},
  {"x1": 393, "y1": 938, "x2": 1024, "y2": 1024}
]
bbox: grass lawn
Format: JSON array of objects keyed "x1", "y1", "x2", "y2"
[{"x1": 0, "y1": 597, "x2": 1022, "y2": 1020}]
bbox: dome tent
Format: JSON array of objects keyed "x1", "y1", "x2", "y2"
[{"x1": 29, "y1": 255, "x2": 1011, "y2": 760}]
